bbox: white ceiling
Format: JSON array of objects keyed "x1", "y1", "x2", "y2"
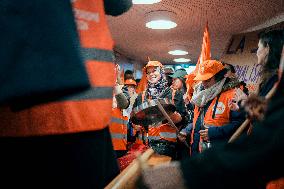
[{"x1": 107, "y1": 0, "x2": 284, "y2": 64}]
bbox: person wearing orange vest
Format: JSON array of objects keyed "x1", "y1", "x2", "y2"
[
  {"x1": 123, "y1": 78, "x2": 138, "y2": 119},
  {"x1": 132, "y1": 61, "x2": 188, "y2": 159},
  {"x1": 122, "y1": 79, "x2": 140, "y2": 143},
  {"x1": 136, "y1": 35, "x2": 284, "y2": 189},
  {"x1": 136, "y1": 65, "x2": 284, "y2": 188},
  {"x1": 110, "y1": 106, "x2": 129, "y2": 157},
  {"x1": 0, "y1": 1, "x2": 132, "y2": 189},
  {"x1": 109, "y1": 67, "x2": 130, "y2": 158},
  {"x1": 190, "y1": 60, "x2": 245, "y2": 156}
]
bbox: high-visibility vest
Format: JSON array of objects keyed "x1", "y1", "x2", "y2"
[
  {"x1": 140, "y1": 90, "x2": 177, "y2": 143},
  {"x1": 148, "y1": 124, "x2": 177, "y2": 142},
  {"x1": 0, "y1": 0, "x2": 115, "y2": 136},
  {"x1": 109, "y1": 108, "x2": 128, "y2": 150},
  {"x1": 190, "y1": 89, "x2": 235, "y2": 145}
]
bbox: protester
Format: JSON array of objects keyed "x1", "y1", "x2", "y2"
[
  {"x1": 132, "y1": 61, "x2": 188, "y2": 159},
  {"x1": 136, "y1": 43, "x2": 284, "y2": 189},
  {"x1": 0, "y1": 1, "x2": 132, "y2": 189},
  {"x1": 124, "y1": 70, "x2": 135, "y2": 80},
  {"x1": 109, "y1": 65, "x2": 130, "y2": 158},
  {"x1": 189, "y1": 60, "x2": 245, "y2": 156}
]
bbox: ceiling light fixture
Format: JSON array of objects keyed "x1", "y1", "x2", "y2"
[
  {"x1": 145, "y1": 10, "x2": 177, "y2": 30},
  {"x1": 173, "y1": 58, "x2": 191, "y2": 63},
  {"x1": 146, "y1": 20, "x2": 177, "y2": 29},
  {"x1": 133, "y1": 0, "x2": 161, "y2": 4},
  {"x1": 168, "y1": 50, "x2": 188, "y2": 55}
]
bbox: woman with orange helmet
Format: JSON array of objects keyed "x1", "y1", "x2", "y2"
[
  {"x1": 132, "y1": 61, "x2": 188, "y2": 159},
  {"x1": 190, "y1": 60, "x2": 245, "y2": 156}
]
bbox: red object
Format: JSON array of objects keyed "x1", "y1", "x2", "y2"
[
  {"x1": 117, "y1": 144, "x2": 149, "y2": 171},
  {"x1": 136, "y1": 68, "x2": 147, "y2": 94}
]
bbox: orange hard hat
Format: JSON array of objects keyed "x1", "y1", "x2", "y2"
[
  {"x1": 124, "y1": 79, "x2": 137, "y2": 86},
  {"x1": 194, "y1": 60, "x2": 225, "y2": 81},
  {"x1": 145, "y1": 61, "x2": 163, "y2": 68}
]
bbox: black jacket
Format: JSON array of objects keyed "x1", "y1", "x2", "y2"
[{"x1": 0, "y1": 1, "x2": 89, "y2": 107}]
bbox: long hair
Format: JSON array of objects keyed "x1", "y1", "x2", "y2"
[{"x1": 259, "y1": 30, "x2": 284, "y2": 89}]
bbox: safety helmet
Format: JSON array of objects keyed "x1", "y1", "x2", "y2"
[
  {"x1": 194, "y1": 60, "x2": 225, "y2": 81},
  {"x1": 124, "y1": 79, "x2": 137, "y2": 86}
]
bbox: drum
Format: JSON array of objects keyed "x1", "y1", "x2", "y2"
[{"x1": 130, "y1": 98, "x2": 176, "y2": 127}]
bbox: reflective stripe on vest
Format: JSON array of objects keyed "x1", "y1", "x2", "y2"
[
  {"x1": 111, "y1": 117, "x2": 128, "y2": 125},
  {"x1": 160, "y1": 132, "x2": 177, "y2": 139},
  {"x1": 81, "y1": 48, "x2": 114, "y2": 63},
  {"x1": 148, "y1": 136, "x2": 161, "y2": 140},
  {"x1": 72, "y1": 0, "x2": 115, "y2": 130},
  {"x1": 148, "y1": 124, "x2": 177, "y2": 142},
  {"x1": 0, "y1": 0, "x2": 115, "y2": 137},
  {"x1": 109, "y1": 108, "x2": 128, "y2": 150},
  {"x1": 111, "y1": 133, "x2": 126, "y2": 139},
  {"x1": 159, "y1": 124, "x2": 177, "y2": 142},
  {"x1": 62, "y1": 86, "x2": 113, "y2": 101}
]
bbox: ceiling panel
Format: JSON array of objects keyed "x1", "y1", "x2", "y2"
[{"x1": 107, "y1": 0, "x2": 284, "y2": 64}]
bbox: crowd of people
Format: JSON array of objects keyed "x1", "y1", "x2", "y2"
[
  {"x1": 1, "y1": 1, "x2": 283, "y2": 189},
  {"x1": 110, "y1": 29, "x2": 283, "y2": 189},
  {"x1": 135, "y1": 30, "x2": 284, "y2": 189}
]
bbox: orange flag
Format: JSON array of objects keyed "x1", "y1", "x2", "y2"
[
  {"x1": 185, "y1": 22, "x2": 211, "y2": 100},
  {"x1": 194, "y1": 22, "x2": 211, "y2": 75},
  {"x1": 185, "y1": 73, "x2": 196, "y2": 100},
  {"x1": 136, "y1": 67, "x2": 147, "y2": 94}
]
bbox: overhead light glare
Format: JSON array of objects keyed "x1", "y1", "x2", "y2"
[
  {"x1": 133, "y1": 0, "x2": 161, "y2": 4},
  {"x1": 168, "y1": 50, "x2": 188, "y2": 55},
  {"x1": 173, "y1": 58, "x2": 191, "y2": 63},
  {"x1": 146, "y1": 20, "x2": 177, "y2": 29}
]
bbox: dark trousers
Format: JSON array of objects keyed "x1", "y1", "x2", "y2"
[{"x1": 0, "y1": 127, "x2": 119, "y2": 189}]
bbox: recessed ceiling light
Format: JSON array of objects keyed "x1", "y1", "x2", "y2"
[
  {"x1": 174, "y1": 58, "x2": 191, "y2": 63},
  {"x1": 133, "y1": 0, "x2": 161, "y2": 4},
  {"x1": 168, "y1": 50, "x2": 188, "y2": 55},
  {"x1": 146, "y1": 20, "x2": 177, "y2": 30}
]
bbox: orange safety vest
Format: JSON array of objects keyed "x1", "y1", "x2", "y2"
[
  {"x1": 140, "y1": 91, "x2": 177, "y2": 143},
  {"x1": 148, "y1": 124, "x2": 177, "y2": 142},
  {"x1": 191, "y1": 89, "x2": 235, "y2": 144},
  {"x1": 0, "y1": 0, "x2": 115, "y2": 137},
  {"x1": 109, "y1": 108, "x2": 128, "y2": 151}
]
